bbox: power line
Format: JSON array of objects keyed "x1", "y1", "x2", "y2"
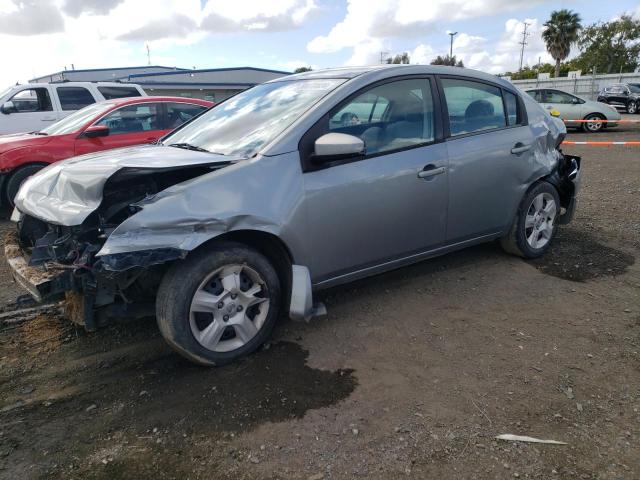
[{"x1": 518, "y1": 22, "x2": 530, "y2": 72}]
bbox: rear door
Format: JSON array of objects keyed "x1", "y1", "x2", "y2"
[
  {"x1": 301, "y1": 77, "x2": 449, "y2": 284},
  {"x1": 74, "y1": 102, "x2": 163, "y2": 155},
  {"x1": 440, "y1": 76, "x2": 535, "y2": 242},
  {"x1": 164, "y1": 102, "x2": 209, "y2": 132},
  {"x1": 55, "y1": 86, "x2": 97, "y2": 120}
]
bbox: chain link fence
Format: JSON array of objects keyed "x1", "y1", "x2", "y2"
[{"x1": 509, "y1": 72, "x2": 640, "y2": 100}]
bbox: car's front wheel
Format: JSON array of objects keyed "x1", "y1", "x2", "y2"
[
  {"x1": 581, "y1": 113, "x2": 605, "y2": 132},
  {"x1": 5, "y1": 164, "x2": 45, "y2": 207},
  {"x1": 156, "y1": 243, "x2": 281, "y2": 366},
  {"x1": 627, "y1": 101, "x2": 638, "y2": 114},
  {"x1": 500, "y1": 181, "x2": 560, "y2": 259}
]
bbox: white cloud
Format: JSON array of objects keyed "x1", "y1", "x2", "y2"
[
  {"x1": 0, "y1": 0, "x2": 64, "y2": 35},
  {"x1": 408, "y1": 44, "x2": 436, "y2": 64},
  {"x1": 450, "y1": 18, "x2": 554, "y2": 73},
  {"x1": 201, "y1": 0, "x2": 317, "y2": 33},
  {"x1": 0, "y1": 0, "x2": 319, "y2": 88},
  {"x1": 307, "y1": 0, "x2": 564, "y2": 72}
]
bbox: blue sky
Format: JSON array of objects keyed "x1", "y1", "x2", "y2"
[{"x1": 0, "y1": 0, "x2": 639, "y2": 87}]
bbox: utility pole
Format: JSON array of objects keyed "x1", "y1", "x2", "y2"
[
  {"x1": 146, "y1": 44, "x2": 151, "y2": 66},
  {"x1": 448, "y1": 31, "x2": 458, "y2": 60},
  {"x1": 379, "y1": 51, "x2": 390, "y2": 64},
  {"x1": 518, "y1": 22, "x2": 530, "y2": 72}
]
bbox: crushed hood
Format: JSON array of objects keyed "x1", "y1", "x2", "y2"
[{"x1": 14, "y1": 144, "x2": 235, "y2": 226}]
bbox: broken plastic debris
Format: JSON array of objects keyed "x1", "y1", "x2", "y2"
[{"x1": 495, "y1": 434, "x2": 566, "y2": 445}]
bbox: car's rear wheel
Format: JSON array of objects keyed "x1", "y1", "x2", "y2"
[
  {"x1": 581, "y1": 113, "x2": 605, "y2": 132},
  {"x1": 5, "y1": 164, "x2": 45, "y2": 207},
  {"x1": 627, "y1": 101, "x2": 638, "y2": 114},
  {"x1": 156, "y1": 243, "x2": 281, "y2": 366},
  {"x1": 500, "y1": 181, "x2": 560, "y2": 259}
]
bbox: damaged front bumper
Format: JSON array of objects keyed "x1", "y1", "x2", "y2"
[{"x1": 4, "y1": 230, "x2": 73, "y2": 302}]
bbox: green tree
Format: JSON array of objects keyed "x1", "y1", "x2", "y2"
[
  {"x1": 386, "y1": 52, "x2": 410, "y2": 64},
  {"x1": 542, "y1": 9, "x2": 582, "y2": 78},
  {"x1": 430, "y1": 54, "x2": 464, "y2": 67},
  {"x1": 293, "y1": 66, "x2": 312, "y2": 73},
  {"x1": 575, "y1": 15, "x2": 640, "y2": 74}
]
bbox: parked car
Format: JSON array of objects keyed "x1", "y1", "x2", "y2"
[
  {"x1": 0, "y1": 96, "x2": 212, "y2": 205},
  {"x1": 0, "y1": 82, "x2": 147, "y2": 135},
  {"x1": 7, "y1": 66, "x2": 580, "y2": 366},
  {"x1": 597, "y1": 83, "x2": 640, "y2": 114},
  {"x1": 525, "y1": 88, "x2": 621, "y2": 132}
]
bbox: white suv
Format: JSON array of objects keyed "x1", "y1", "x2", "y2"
[{"x1": 0, "y1": 82, "x2": 147, "y2": 134}]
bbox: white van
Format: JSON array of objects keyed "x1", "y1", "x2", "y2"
[{"x1": 0, "y1": 82, "x2": 147, "y2": 135}]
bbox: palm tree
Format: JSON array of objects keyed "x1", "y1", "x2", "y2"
[{"x1": 542, "y1": 10, "x2": 582, "y2": 78}]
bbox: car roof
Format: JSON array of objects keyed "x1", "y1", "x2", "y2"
[
  {"x1": 22, "y1": 82, "x2": 143, "y2": 88},
  {"x1": 267, "y1": 64, "x2": 514, "y2": 89},
  {"x1": 100, "y1": 96, "x2": 213, "y2": 107}
]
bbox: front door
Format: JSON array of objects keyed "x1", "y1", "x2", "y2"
[
  {"x1": 75, "y1": 102, "x2": 164, "y2": 156},
  {"x1": 440, "y1": 77, "x2": 535, "y2": 242},
  {"x1": 1, "y1": 87, "x2": 56, "y2": 134},
  {"x1": 302, "y1": 77, "x2": 449, "y2": 284}
]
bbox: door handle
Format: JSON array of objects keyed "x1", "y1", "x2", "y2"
[
  {"x1": 417, "y1": 166, "x2": 446, "y2": 179},
  {"x1": 511, "y1": 143, "x2": 531, "y2": 155},
  {"x1": 41, "y1": 117, "x2": 56, "y2": 121}
]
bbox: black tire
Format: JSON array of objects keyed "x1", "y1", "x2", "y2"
[
  {"x1": 5, "y1": 164, "x2": 45, "y2": 206},
  {"x1": 156, "y1": 242, "x2": 281, "y2": 366},
  {"x1": 581, "y1": 113, "x2": 605, "y2": 133},
  {"x1": 500, "y1": 181, "x2": 561, "y2": 259},
  {"x1": 627, "y1": 101, "x2": 638, "y2": 114}
]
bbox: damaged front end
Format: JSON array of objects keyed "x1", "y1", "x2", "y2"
[{"x1": 6, "y1": 148, "x2": 235, "y2": 330}]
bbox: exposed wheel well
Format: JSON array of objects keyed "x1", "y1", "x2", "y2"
[
  {"x1": 199, "y1": 230, "x2": 294, "y2": 314},
  {"x1": 3, "y1": 162, "x2": 49, "y2": 205}
]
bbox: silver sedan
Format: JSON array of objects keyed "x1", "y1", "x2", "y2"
[
  {"x1": 9, "y1": 65, "x2": 581, "y2": 366},
  {"x1": 525, "y1": 88, "x2": 621, "y2": 132}
]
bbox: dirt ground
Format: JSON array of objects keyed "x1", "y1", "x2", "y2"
[{"x1": 0, "y1": 118, "x2": 639, "y2": 480}]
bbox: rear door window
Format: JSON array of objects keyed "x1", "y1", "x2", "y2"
[
  {"x1": 57, "y1": 87, "x2": 96, "y2": 111},
  {"x1": 441, "y1": 78, "x2": 506, "y2": 136},
  {"x1": 503, "y1": 91, "x2": 520, "y2": 126},
  {"x1": 97, "y1": 86, "x2": 142, "y2": 100},
  {"x1": 165, "y1": 102, "x2": 208, "y2": 129}
]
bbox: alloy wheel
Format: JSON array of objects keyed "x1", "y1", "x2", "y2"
[
  {"x1": 584, "y1": 115, "x2": 604, "y2": 132},
  {"x1": 525, "y1": 192, "x2": 557, "y2": 250},
  {"x1": 189, "y1": 264, "x2": 269, "y2": 352}
]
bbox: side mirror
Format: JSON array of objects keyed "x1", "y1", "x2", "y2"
[
  {"x1": 1, "y1": 101, "x2": 15, "y2": 114},
  {"x1": 571, "y1": 97, "x2": 580, "y2": 104},
  {"x1": 312, "y1": 133, "x2": 364, "y2": 163},
  {"x1": 81, "y1": 125, "x2": 110, "y2": 138}
]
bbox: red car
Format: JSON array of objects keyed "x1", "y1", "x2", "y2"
[{"x1": 0, "y1": 96, "x2": 212, "y2": 205}]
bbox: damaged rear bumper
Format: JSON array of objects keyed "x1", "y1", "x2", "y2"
[{"x1": 4, "y1": 231, "x2": 73, "y2": 302}]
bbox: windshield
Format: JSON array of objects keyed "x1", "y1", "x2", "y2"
[
  {"x1": 0, "y1": 87, "x2": 13, "y2": 100},
  {"x1": 162, "y1": 79, "x2": 344, "y2": 157},
  {"x1": 41, "y1": 102, "x2": 113, "y2": 135}
]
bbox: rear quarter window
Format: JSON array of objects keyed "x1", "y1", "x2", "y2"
[
  {"x1": 98, "y1": 86, "x2": 142, "y2": 100},
  {"x1": 57, "y1": 87, "x2": 96, "y2": 111}
]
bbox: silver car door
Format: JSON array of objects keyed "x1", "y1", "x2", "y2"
[
  {"x1": 300, "y1": 77, "x2": 448, "y2": 285},
  {"x1": 440, "y1": 77, "x2": 536, "y2": 242}
]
